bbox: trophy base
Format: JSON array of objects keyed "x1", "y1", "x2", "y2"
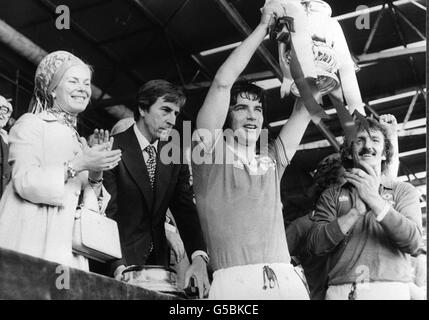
[{"x1": 290, "y1": 69, "x2": 339, "y2": 97}]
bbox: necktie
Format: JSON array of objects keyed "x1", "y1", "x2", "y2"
[{"x1": 144, "y1": 145, "x2": 157, "y2": 189}]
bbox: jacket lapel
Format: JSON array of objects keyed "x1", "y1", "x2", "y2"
[
  {"x1": 0, "y1": 137, "x2": 7, "y2": 172},
  {"x1": 119, "y1": 127, "x2": 154, "y2": 210},
  {"x1": 153, "y1": 140, "x2": 173, "y2": 214}
]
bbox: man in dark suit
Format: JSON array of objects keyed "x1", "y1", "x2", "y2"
[
  {"x1": 0, "y1": 96, "x2": 12, "y2": 198},
  {"x1": 96, "y1": 80, "x2": 209, "y2": 297}
]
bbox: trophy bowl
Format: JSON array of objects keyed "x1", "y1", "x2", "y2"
[
  {"x1": 289, "y1": 40, "x2": 339, "y2": 97},
  {"x1": 122, "y1": 265, "x2": 186, "y2": 297}
]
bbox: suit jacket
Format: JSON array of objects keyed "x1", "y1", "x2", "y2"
[
  {"x1": 92, "y1": 126, "x2": 206, "y2": 276},
  {"x1": 0, "y1": 135, "x2": 11, "y2": 197}
]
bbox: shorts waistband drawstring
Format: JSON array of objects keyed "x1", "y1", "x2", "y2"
[
  {"x1": 348, "y1": 282, "x2": 357, "y2": 300},
  {"x1": 262, "y1": 265, "x2": 279, "y2": 290}
]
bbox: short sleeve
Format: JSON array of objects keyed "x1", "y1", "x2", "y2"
[{"x1": 269, "y1": 136, "x2": 290, "y2": 177}]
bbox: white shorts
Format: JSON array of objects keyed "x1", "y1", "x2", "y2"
[
  {"x1": 208, "y1": 263, "x2": 310, "y2": 300},
  {"x1": 326, "y1": 281, "x2": 411, "y2": 300}
]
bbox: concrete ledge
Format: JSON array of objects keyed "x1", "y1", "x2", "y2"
[{"x1": 0, "y1": 248, "x2": 178, "y2": 300}]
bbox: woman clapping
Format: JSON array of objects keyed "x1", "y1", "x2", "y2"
[{"x1": 0, "y1": 51, "x2": 121, "y2": 271}]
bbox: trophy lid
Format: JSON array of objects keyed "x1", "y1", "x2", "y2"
[{"x1": 301, "y1": 0, "x2": 332, "y2": 17}]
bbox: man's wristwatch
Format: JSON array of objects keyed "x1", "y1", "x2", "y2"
[
  {"x1": 200, "y1": 254, "x2": 209, "y2": 264},
  {"x1": 192, "y1": 251, "x2": 209, "y2": 264}
]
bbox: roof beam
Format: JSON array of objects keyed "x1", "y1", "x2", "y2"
[
  {"x1": 358, "y1": 45, "x2": 426, "y2": 63},
  {"x1": 197, "y1": 0, "x2": 423, "y2": 57},
  {"x1": 270, "y1": 87, "x2": 426, "y2": 124},
  {"x1": 191, "y1": 41, "x2": 426, "y2": 91},
  {"x1": 334, "y1": 0, "x2": 418, "y2": 21},
  {"x1": 129, "y1": 0, "x2": 213, "y2": 81},
  {"x1": 19, "y1": 0, "x2": 108, "y2": 29},
  {"x1": 362, "y1": 3, "x2": 386, "y2": 54},
  {"x1": 397, "y1": 171, "x2": 426, "y2": 186},
  {"x1": 212, "y1": 0, "x2": 282, "y2": 81},
  {"x1": 296, "y1": 125, "x2": 426, "y2": 151},
  {"x1": 390, "y1": 1, "x2": 426, "y2": 40},
  {"x1": 93, "y1": 70, "x2": 278, "y2": 107},
  {"x1": 185, "y1": 70, "x2": 275, "y2": 91},
  {"x1": 37, "y1": 0, "x2": 145, "y2": 86},
  {"x1": 410, "y1": 1, "x2": 426, "y2": 11},
  {"x1": 0, "y1": 69, "x2": 32, "y2": 95},
  {"x1": 94, "y1": 71, "x2": 279, "y2": 107},
  {"x1": 0, "y1": 18, "x2": 132, "y2": 121},
  {"x1": 96, "y1": 26, "x2": 155, "y2": 46}
]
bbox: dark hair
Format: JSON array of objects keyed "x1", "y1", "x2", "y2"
[
  {"x1": 224, "y1": 80, "x2": 268, "y2": 130},
  {"x1": 340, "y1": 117, "x2": 393, "y2": 173},
  {"x1": 314, "y1": 153, "x2": 344, "y2": 191},
  {"x1": 134, "y1": 79, "x2": 186, "y2": 121}
]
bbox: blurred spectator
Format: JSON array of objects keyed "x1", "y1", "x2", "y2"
[
  {"x1": 0, "y1": 96, "x2": 12, "y2": 198},
  {"x1": 110, "y1": 117, "x2": 135, "y2": 135},
  {"x1": 286, "y1": 153, "x2": 344, "y2": 299}
]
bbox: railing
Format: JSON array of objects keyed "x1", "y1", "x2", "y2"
[{"x1": 0, "y1": 248, "x2": 178, "y2": 300}]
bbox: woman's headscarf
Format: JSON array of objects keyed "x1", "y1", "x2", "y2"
[{"x1": 30, "y1": 50, "x2": 88, "y2": 114}]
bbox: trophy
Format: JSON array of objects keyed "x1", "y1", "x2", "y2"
[{"x1": 270, "y1": 0, "x2": 367, "y2": 140}]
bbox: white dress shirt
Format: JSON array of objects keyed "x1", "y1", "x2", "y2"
[
  {"x1": 0, "y1": 129, "x2": 8, "y2": 145},
  {"x1": 133, "y1": 124, "x2": 158, "y2": 164}
]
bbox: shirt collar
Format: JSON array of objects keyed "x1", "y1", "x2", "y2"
[
  {"x1": 225, "y1": 139, "x2": 257, "y2": 165},
  {"x1": 38, "y1": 110, "x2": 77, "y2": 128},
  {"x1": 0, "y1": 129, "x2": 8, "y2": 144},
  {"x1": 341, "y1": 174, "x2": 394, "y2": 190},
  {"x1": 133, "y1": 124, "x2": 158, "y2": 152},
  {"x1": 38, "y1": 110, "x2": 59, "y2": 122}
]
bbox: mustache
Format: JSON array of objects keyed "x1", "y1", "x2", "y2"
[{"x1": 358, "y1": 147, "x2": 375, "y2": 156}]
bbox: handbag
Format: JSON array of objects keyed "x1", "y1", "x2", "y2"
[{"x1": 72, "y1": 189, "x2": 122, "y2": 262}]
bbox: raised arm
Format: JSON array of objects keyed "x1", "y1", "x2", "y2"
[
  {"x1": 379, "y1": 114, "x2": 399, "y2": 180},
  {"x1": 277, "y1": 98, "x2": 312, "y2": 162},
  {"x1": 196, "y1": 0, "x2": 286, "y2": 143}
]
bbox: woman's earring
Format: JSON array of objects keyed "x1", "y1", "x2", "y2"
[{"x1": 51, "y1": 92, "x2": 56, "y2": 99}]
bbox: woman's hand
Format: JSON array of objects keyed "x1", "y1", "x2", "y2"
[
  {"x1": 88, "y1": 129, "x2": 113, "y2": 149},
  {"x1": 86, "y1": 129, "x2": 117, "y2": 179},
  {"x1": 71, "y1": 132, "x2": 121, "y2": 174}
]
